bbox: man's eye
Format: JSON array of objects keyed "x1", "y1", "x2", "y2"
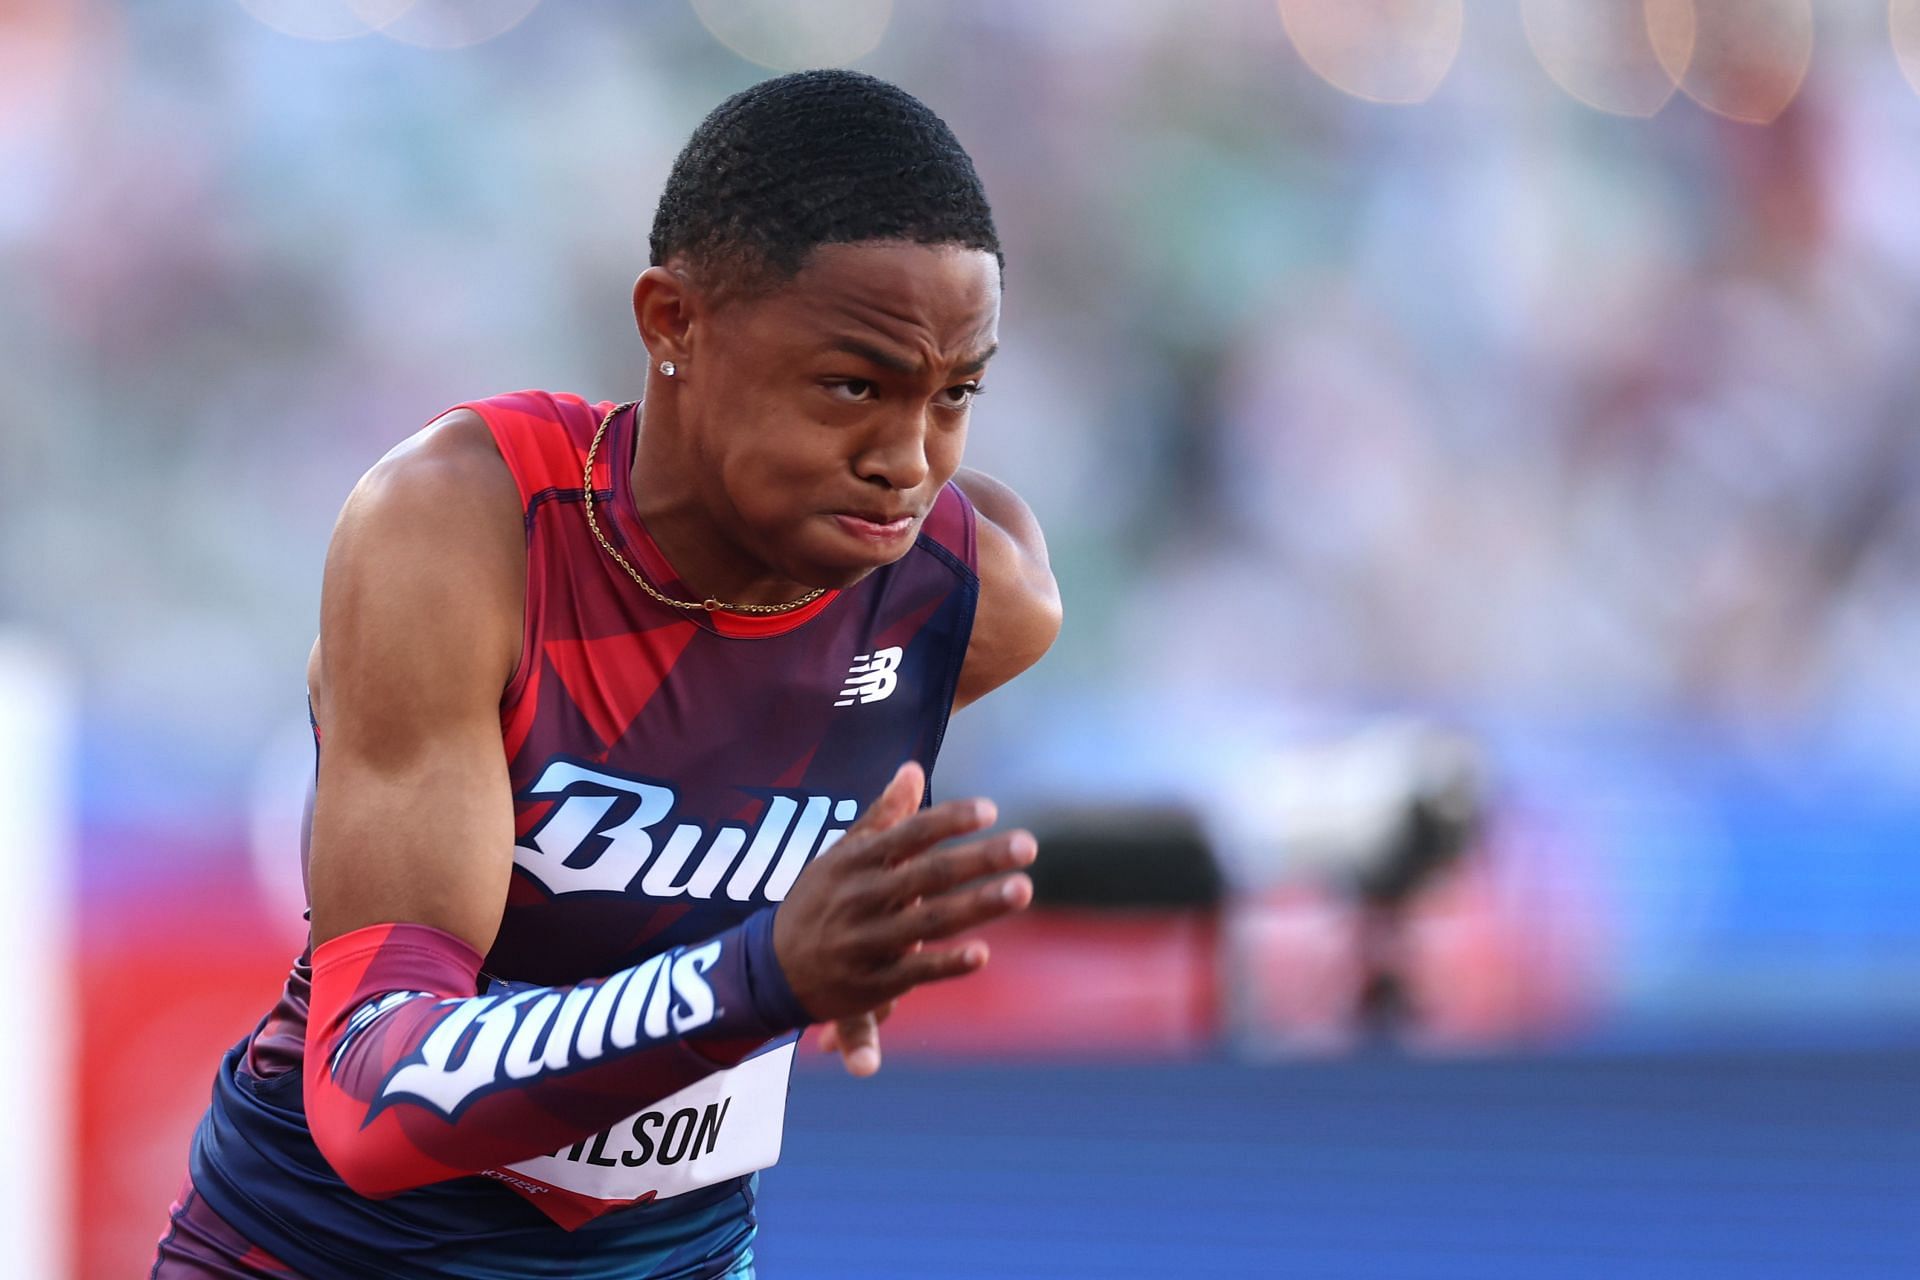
[
  {"x1": 940, "y1": 382, "x2": 984, "y2": 408},
  {"x1": 825, "y1": 379, "x2": 876, "y2": 402}
]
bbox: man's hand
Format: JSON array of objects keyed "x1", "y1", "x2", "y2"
[{"x1": 772, "y1": 761, "x2": 1034, "y2": 1030}]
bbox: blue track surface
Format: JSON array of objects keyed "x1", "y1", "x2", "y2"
[{"x1": 755, "y1": 1051, "x2": 1918, "y2": 1278}]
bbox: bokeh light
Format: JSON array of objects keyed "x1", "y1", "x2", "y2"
[
  {"x1": 0, "y1": 0, "x2": 124, "y2": 244},
  {"x1": 1522, "y1": 0, "x2": 1695, "y2": 118},
  {"x1": 1893, "y1": 0, "x2": 1920, "y2": 95},
  {"x1": 689, "y1": 0, "x2": 893, "y2": 72},
  {"x1": 371, "y1": 0, "x2": 546, "y2": 50},
  {"x1": 1647, "y1": 0, "x2": 1814, "y2": 124},
  {"x1": 1276, "y1": 0, "x2": 1465, "y2": 106},
  {"x1": 231, "y1": 0, "x2": 409, "y2": 42},
  {"x1": 0, "y1": 0, "x2": 84, "y2": 141},
  {"x1": 16, "y1": 5, "x2": 1920, "y2": 1274}
]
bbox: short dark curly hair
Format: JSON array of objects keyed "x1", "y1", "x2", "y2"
[{"x1": 650, "y1": 70, "x2": 1001, "y2": 297}]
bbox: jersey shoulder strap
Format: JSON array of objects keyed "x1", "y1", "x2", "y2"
[
  {"x1": 918, "y1": 480, "x2": 978, "y2": 575},
  {"x1": 455, "y1": 390, "x2": 614, "y2": 509}
]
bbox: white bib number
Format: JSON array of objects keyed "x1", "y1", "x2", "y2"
[{"x1": 502, "y1": 1041, "x2": 795, "y2": 1205}]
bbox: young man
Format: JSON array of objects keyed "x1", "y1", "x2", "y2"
[{"x1": 154, "y1": 70, "x2": 1061, "y2": 1278}]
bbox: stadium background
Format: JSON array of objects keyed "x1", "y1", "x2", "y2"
[{"x1": 1, "y1": 1, "x2": 1917, "y2": 1275}]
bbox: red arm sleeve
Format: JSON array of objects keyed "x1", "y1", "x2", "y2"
[{"x1": 303, "y1": 910, "x2": 811, "y2": 1199}]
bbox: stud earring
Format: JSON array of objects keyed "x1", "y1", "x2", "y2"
[{"x1": 658, "y1": 360, "x2": 677, "y2": 377}]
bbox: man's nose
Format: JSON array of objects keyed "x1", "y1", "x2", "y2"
[{"x1": 857, "y1": 411, "x2": 930, "y2": 491}]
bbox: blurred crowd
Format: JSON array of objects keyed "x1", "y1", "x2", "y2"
[
  {"x1": 2, "y1": 1, "x2": 1917, "y2": 936},
  {"x1": 14, "y1": 9, "x2": 1920, "y2": 1273}
]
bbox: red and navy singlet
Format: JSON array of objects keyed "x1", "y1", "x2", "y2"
[{"x1": 178, "y1": 390, "x2": 980, "y2": 1279}]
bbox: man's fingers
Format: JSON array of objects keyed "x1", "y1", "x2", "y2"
[
  {"x1": 884, "y1": 829, "x2": 1036, "y2": 903},
  {"x1": 867, "y1": 871, "x2": 1033, "y2": 954},
  {"x1": 851, "y1": 761, "x2": 925, "y2": 840},
  {"x1": 819, "y1": 1000, "x2": 895, "y2": 1054},
  {"x1": 842, "y1": 794, "x2": 997, "y2": 870},
  {"x1": 887, "y1": 939, "x2": 992, "y2": 990},
  {"x1": 828, "y1": 1011, "x2": 883, "y2": 1077}
]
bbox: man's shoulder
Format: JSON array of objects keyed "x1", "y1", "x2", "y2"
[
  {"x1": 355, "y1": 407, "x2": 516, "y2": 517},
  {"x1": 317, "y1": 406, "x2": 527, "y2": 715},
  {"x1": 948, "y1": 469, "x2": 1061, "y2": 708},
  {"x1": 330, "y1": 407, "x2": 523, "y2": 583}
]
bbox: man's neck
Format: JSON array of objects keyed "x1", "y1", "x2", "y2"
[{"x1": 625, "y1": 406, "x2": 817, "y2": 608}]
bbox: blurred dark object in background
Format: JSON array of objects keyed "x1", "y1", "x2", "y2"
[
  {"x1": 1021, "y1": 722, "x2": 1488, "y2": 1045},
  {"x1": 1348, "y1": 728, "x2": 1485, "y2": 1036},
  {"x1": 1027, "y1": 807, "x2": 1225, "y2": 910}
]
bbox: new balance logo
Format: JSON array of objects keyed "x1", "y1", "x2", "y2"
[{"x1": 836, "y1": 647, "x2": 903, "y2": 706}]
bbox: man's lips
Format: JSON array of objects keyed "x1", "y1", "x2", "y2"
[{"x1": 832, "y1": 510, "x2": 919, "y2": 541}]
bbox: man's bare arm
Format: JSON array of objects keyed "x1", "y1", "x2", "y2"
[
  {"x1": 952, "y1": 467, "x2": 1062, "y2": 710},
  {"x1": 306, "y1": 409, "x2": 524, "y2": 952},
  {"x1": 299, "y1": 410, "x2": 810, "y2": 1195}
]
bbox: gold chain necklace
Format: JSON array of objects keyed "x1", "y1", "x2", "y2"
[{"x1": 582, "y1": 402, "x2": 828, "y2": 615}]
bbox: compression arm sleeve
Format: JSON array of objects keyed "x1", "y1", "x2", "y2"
[{"x1": 303, "y1": 912, "x2": 812, "y2": 1199}]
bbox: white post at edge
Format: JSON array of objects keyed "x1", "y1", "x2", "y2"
[{"x1": 0, "y1": 634, "x2": 75, "y2": 1279}]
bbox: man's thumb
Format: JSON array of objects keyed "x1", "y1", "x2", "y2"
[{"x1": 855, "y1": 761, "x2": 924, "y2": 837}]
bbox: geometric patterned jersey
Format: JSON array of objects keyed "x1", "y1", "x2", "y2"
[{"x1": 184, "y1": 389, "x2": 980, "y2": 1279}]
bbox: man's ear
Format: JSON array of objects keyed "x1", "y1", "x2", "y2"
[{"x1": 633, "y1": 264, "x2": 697, "y2": 367}]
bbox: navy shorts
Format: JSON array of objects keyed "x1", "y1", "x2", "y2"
[
  {"x1": 151, "y1": 1176, "x2": 303, "y2": 1279},
  {"x1": 150, "y1": 1174, "x2": 760, "y2": 1279}
]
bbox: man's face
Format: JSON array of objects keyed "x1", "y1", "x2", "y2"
[{"x1": 682, "y1": 241, "x2": 1001, "y2": 588}]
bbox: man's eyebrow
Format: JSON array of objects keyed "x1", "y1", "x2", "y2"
[
  {"x1": 826, "y1": 338, "x2": 999, "y2": 379},
  {"x1": 954, "y1": 343, "x2": 999, "y2": 377},
  {"x1": 826, "y1": 338, "x2": 918, "y2": 376}
]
